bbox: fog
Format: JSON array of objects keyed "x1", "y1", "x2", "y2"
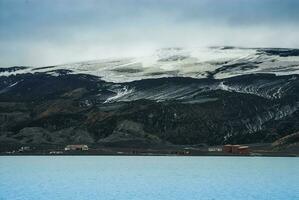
[{"x1": 1, "y1": 0, "x2": 299, "y2": 66}]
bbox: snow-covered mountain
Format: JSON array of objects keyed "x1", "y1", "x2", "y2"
[
  {"x1": 1, "y1": 47, "x2": 299, "y2": 147},
  {"x1": 2, "y1": 47, "x2": 299, "y2": 83}
]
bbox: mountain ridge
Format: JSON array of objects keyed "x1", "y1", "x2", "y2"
[{"x1": 1, "y1": 47, "x2": 299, "y2": 150}]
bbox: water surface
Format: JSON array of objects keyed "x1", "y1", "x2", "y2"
[{"x1": 0, "y1": 156, "x2": 298, "y2": 200}]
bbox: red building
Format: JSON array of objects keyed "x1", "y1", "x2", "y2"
[
  {"x1": 237, "y1": 146, "x2": 250, "y2": 154},
  {"x1": 231, "y1": 145, "x2": 241, "y2": 153},
  {"x1": 222, "y1": 144, "x2": 250, "y2": 154},
  {"x1": 223, "y1": 145, "x2": 233, "y2": 153}
]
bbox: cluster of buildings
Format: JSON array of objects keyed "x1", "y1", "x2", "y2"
[
  {"x1": 64, "y1": 144, "x2": 89, "y2": 151},
  {"x1": 63, "y1": 144, "x2": 250, "y2": 155},
  {"x1": 18, "y1": 146, "x2": 31, "y2": 152},
  {"x1": 208, "y1": 147, "x2": 222, "y2": 152},
  {"x1": 3, "y1": 146, "x2": 32, "y2": 154},
  {"x1": 206, "y1": 145, "x2": 250, "y2": 154},
  {"x1": 222, "y1": 145, "x2": 250, "y2": 154},
  {"x1": 2, "y1": 144, "x2": 252, "y2": 155}
]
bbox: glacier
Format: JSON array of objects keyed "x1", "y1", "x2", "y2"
[{"x1": 1, "y1": 47, "x2": 299, "y2": 83}]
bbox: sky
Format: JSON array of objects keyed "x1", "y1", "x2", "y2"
[{"x1": 1, "y1": 0, "x2": 299, "y2": 66}]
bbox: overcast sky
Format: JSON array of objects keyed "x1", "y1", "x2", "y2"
[{"x1": 1, "y1": 0, "x2": 299, "y2": 66}]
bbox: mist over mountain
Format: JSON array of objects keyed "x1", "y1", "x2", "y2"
[{"x1": 2, "y1": 0, "x2": 299, "y2": 67}]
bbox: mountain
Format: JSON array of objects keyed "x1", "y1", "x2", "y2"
[{"x1": 1, "y1": 47, "x2": 299, "y2": 148}]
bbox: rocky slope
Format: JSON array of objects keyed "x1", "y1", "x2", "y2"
[
  {"x1": 272, "y1": 132, "x2": 299, "y2": 153},
  {"x1": 1, "y1": 47, "x2": 299, "y2": 147}
]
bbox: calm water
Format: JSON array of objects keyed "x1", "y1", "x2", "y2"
[{"x1": 0, "y1": 156, "x2": 298, "y2": 200}]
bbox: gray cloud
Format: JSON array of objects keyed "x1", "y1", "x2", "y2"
[{"x1": 1, "y1": 0, "x2": 299, "y2": 66}]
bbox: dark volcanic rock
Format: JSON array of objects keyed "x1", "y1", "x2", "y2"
[
  {"x1": 0, "y1": 66, "x2": 27, "y2": 73},
  {"x1": 98, "y1": 120, "x2": 166, "y2": 148},
  {"x1": 14, "y1": 127, "x2": 52, "y2": 144},
  {"x1": 52, "y1": 127, "x2": 94, "y2": 144},
  {"x1": 1, "y1": 72, "x2": 299, "y2": 147},
  {"x1": 0, "y1": 112, "x2": 31, "y2": 131},
  {"x1": 258, "y1": 48, "x2": 299, "y2": 57},
  {"x1": 0, "y1": 73, "x2": 105, "y2": 102},
  {"x1": 0, "y1": 131, "x2": 18, "y2": 144}
]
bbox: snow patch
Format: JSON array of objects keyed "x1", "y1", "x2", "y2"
[{"x1": 104, "y1": 86, "x2": 134, "y2": 103}]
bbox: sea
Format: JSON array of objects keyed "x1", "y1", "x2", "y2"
[{"x1": 0, "y1": 156, "x2": 298, "y2": 200}]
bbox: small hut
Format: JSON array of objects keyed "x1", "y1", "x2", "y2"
[
  {"x1": 237, "y1": 146, "x2": 250, "y2": 154},
  {"x1": 223, "y1": 144, "x2": 233, "y2": 153},
  {"x1": 222, "y1": 144, "x2": 250, "y2": 154},
  {"x1": 64, "y1": 145, "x2": 88, "y2": 151}
]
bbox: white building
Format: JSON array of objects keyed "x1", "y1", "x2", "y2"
[
  {"x1": 208, "y1": 147, "x2": 222, "y2": 152},
  {"x1": 64, "y1": 145, "x2": 88, "y2": 151}
]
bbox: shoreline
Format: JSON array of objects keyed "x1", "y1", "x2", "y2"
[
  {"x1": 1, "y1": 143, "x2": 298, "y2": 157},
  {"x1": 1, "y1": 152, "x2": 298, "y2": 157}
]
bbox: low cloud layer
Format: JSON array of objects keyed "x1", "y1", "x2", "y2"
[{"x1": 1, "y1": 0, "x2": 299, "y2": 66}]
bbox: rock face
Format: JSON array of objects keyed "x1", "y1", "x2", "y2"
[
  {"x1": 51, "y1": 127, "x2": 94, "y2": 144},
  {"x1": 14, "y1": 127, "x2": 52, "y2": 144},
  {"x1": 98, "y1": 120, "x2": 166, "y2": 148},
  {"x1": 2, "y1": 48, "x2": 299, "y2": 147},
  {"x1": 272, "y1": 132, "x2": 299, "y2": 152},
  {"x1": 0, "y1": 112, "x2": 31, "y2": 131},
  {"x1": 1, "y1": 126, "x2": 95, "y2": 145},
  {"x1": 0, "y1": 131, "x2": 18, "y2": 143}
]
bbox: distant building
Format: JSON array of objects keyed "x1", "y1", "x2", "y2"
[
  {"x1": 208, "y1": 147, "x2": 222, "y2": 152},
  {"x1": 223, "y1": 145, "x2": 233, "y2": 153},
  {"x1": 170, "y1": 150, "x2": 190, "y2": 155},
  {"x1": 18, "y1": 146, "x2": 30, "y2": 152},
  {"x1": 64, "y1": 145, "x2": 88, "y2": 151},
  {"x1": 231, "y1": 145, "x2": 241, "y2": 154},
  {"x1": 223, "y1": 144, "x2": 250, "y2": 154},
  {"x1": 49, "y1": 151, "x2": 63, "y2": 154},
  {"x1": 237, "y1": 146, "x2": 250, "y2": 154}
]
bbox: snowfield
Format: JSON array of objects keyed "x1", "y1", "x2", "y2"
[{"x1": 1, "y1": 47, "x2": 299, "y2": 83}]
